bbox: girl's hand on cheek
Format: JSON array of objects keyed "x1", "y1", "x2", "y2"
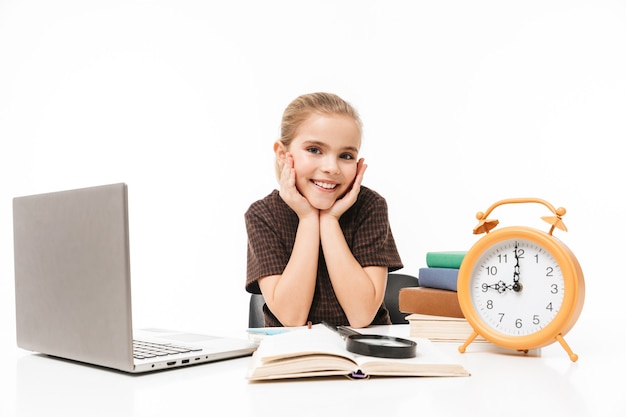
[
  {"x1": 323, "y1": 158, "x2": 367, "y2": 220},
  {"x1": 278, "y1": 153, "x2": 318, "y2": 219}
]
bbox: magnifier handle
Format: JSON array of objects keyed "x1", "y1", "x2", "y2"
[
  {"x1": 336, "y1": 325, "x2": 361, "y2": 337},
  {"x1": 322, "y1": 321, "x2": 361, "y2": 338}
]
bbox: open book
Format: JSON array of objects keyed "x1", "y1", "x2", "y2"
[{"x1": 246, "y1": 324, "x2": 469, "y2": 381}]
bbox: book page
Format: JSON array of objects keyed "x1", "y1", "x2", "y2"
[
  {"x1": 254, "y1": 325, "x2": 354, "y2": 363},
  {"x1": 354, "y1": 337, "x2": 469, "y2": 376},
  {"x1": 246, "y1": 325, "x2": 359, "y2": 380}
]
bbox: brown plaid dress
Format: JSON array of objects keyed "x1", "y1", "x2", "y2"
[{"x1": 245, "y1": 186, "x2": 403, "y2": 327}]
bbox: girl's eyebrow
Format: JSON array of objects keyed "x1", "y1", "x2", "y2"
[
  {"x1": 302, "y1": 140, "x2": 327, "y2": 148},
  {"x1": 302, "y1": 140, "x2": 359, "y2": 154},
  {"x1": 342, "y1": 145, "x2": 360, "y2": 154}
]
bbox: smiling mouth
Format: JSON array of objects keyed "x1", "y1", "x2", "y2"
[{"x1": 312, "y1": 180, "x2": 338, "y2": 190}]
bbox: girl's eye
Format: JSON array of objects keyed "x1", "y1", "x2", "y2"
[
  {"x1": 306, "y1": 147, "x2": 322, "y2": 154},
  {"x1": 340, "y1": 153, "x2": 355, "y2": 160}
]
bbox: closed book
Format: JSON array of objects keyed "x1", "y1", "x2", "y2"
[
  {"x1": 399, "y1": 287, "x2": 464, "y2": 318},
  {"x1": 407, "y1": 315, "x2": 540, "y2": 354},
  {"x1": 406, "y1": 314, "x2": 486, "y2": 343},
  {"x1": 425, "y1": 251, "x2": 467, "y2": 269},
  {"x1": 418, "y1": 267, "x2": 459, "y2": 292}
]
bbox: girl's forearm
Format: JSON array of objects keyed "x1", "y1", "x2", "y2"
[
  {"x1": 261, "y1": 215, "x2": 320, "y2": 326},
  {"x1": 319, "y1": 215, "x2": 386, "y2": 328}
]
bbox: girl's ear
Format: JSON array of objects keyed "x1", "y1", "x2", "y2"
[{"x1": 274, "y1": 141, "x2": 287, "y2": 165}]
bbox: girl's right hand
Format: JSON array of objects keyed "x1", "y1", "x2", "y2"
[{"x1": 278, "y1": 153, "x2": 318, "y2": 219}]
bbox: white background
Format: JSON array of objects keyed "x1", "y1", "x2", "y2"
[{"x1": 1, "y1": 0, "x2": 624, "y2": 352}]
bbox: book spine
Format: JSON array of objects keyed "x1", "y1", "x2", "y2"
[
  {"x1": 425, "y1": 251, "x2": 466, "y2": 269},
  {"x1": 417, "y1": 267, "x2": 459, "y2": 292},
  {"x1": 398, "y1": 287, "x2": 465, "y2": 318}
]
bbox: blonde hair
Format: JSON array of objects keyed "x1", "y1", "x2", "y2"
[{"x1": 274, "y1": 92, "x2": 362, "y2": 179}]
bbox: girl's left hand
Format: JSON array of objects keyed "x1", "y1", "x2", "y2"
[{"x1": 322, "y1": 158, "x2": 367, "y2": 220}]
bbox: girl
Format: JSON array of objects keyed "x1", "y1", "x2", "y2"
[{"x1": 245, "y1": 92, "x2": 403, "y2": 328}]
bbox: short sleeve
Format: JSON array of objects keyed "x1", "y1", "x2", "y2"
[
  {"x1": 244, "y1": 192, "x2": 297, "y2": 294},
  {"x1": 344, "y1": 188, "x2": 403, "y2": 272}
]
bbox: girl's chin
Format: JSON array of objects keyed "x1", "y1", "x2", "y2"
[
  {"x1": 312, "y1": 203, "x2": 333, "y2": 211},
  {"x1": 305, "y1": 196, "x2": 337, "y2": 211}
]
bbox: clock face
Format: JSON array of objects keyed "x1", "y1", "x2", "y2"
[{"x1": 469, "y1": 238, "x2": 565, "y2": 337}]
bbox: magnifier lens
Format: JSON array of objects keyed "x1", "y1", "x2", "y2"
[
  {"x1": 321, "y1": 322, "x2": 417, "y2": 359},
  {"x1": 346, "y1": 335, "x2": 417, "y2": 358},
  {"x1": 359, "y1": 338, "x2": 408, "y2": 347}
]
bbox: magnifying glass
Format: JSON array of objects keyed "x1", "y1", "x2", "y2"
[{"x1": 322, "y1": 321, "x2": 417, "y2": 359}]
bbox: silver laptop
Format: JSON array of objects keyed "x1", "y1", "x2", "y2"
[{"x1": 13, "y1": 183, "x2": 257, "y2": 373}]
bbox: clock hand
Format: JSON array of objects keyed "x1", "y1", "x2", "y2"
[
  {"x1": 512, "y1": 242, "x2": 523, "y2": 293},
  {"x1": 482, "y1": 280, "x2": 513, "y2": 293}
]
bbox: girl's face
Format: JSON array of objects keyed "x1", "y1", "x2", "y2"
[{"x1": 278, "y1": 113, "x2": 362, "y2": 210}]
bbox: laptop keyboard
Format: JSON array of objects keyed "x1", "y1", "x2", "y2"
[{"x1": 133, "y1": 340, "x2": 202, "y2": 359}]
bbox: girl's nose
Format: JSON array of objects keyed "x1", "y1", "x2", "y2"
[{"x1": 321, "y1": 156, "x2": 341, "y2": 174}]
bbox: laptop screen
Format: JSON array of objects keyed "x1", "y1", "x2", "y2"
[{"x1": 13, "y1": 183, "x2": 135, "y2": 370}]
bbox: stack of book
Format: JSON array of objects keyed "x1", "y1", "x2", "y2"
[{"x1": 400, "y1": 251, "x2": 485, "y2": 343}]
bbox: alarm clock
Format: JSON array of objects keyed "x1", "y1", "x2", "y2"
[{"x1": 457, "y1": 198, "x2": 585, "y2": 361}]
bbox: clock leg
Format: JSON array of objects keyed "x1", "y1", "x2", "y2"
[
  {"x1": 458, "y1": 331, "x2": 479, "y2": 354},
  {"x1": 555, "y1": 333, "x2": 578, "y2": 362}
]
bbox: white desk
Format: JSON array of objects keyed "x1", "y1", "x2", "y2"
[{"x1": 3, "y1": 324, "x2": 623, "y2": 417}]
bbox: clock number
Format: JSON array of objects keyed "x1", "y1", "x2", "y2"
[
  {"x1": 486, "y1": 266, "x2": 497, "y2": 276},
  {"x1": 546, "y1": 266, "x2": 554, "y2": 277},
  {"x1": 551, "y1": 284, "x2": 559, "y2": 294},
  {"x1": 498, "y1": 312, "x2": 504, "y2": 323},
  {"x1": 486, "y1": 300, "x2": 494, "y2": 309},
  {"x1": 546, "y1": 302, "x2": 553, "y2": 311},
  {"x1": 497, "y1": 254, "x2": 507, "y2": 263},
  {"x1": 533, "y1": 315, "x2": 540, "y2": 325},
  {"x1": 534, "y1": 254, "x2": 539, "y2": 263},
  {"x1": 515, "y1": 318, "x2": 522, "y2": 328},
  {"x1": 514, "y1": 246, "x2": 525, "y2": 259}
]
